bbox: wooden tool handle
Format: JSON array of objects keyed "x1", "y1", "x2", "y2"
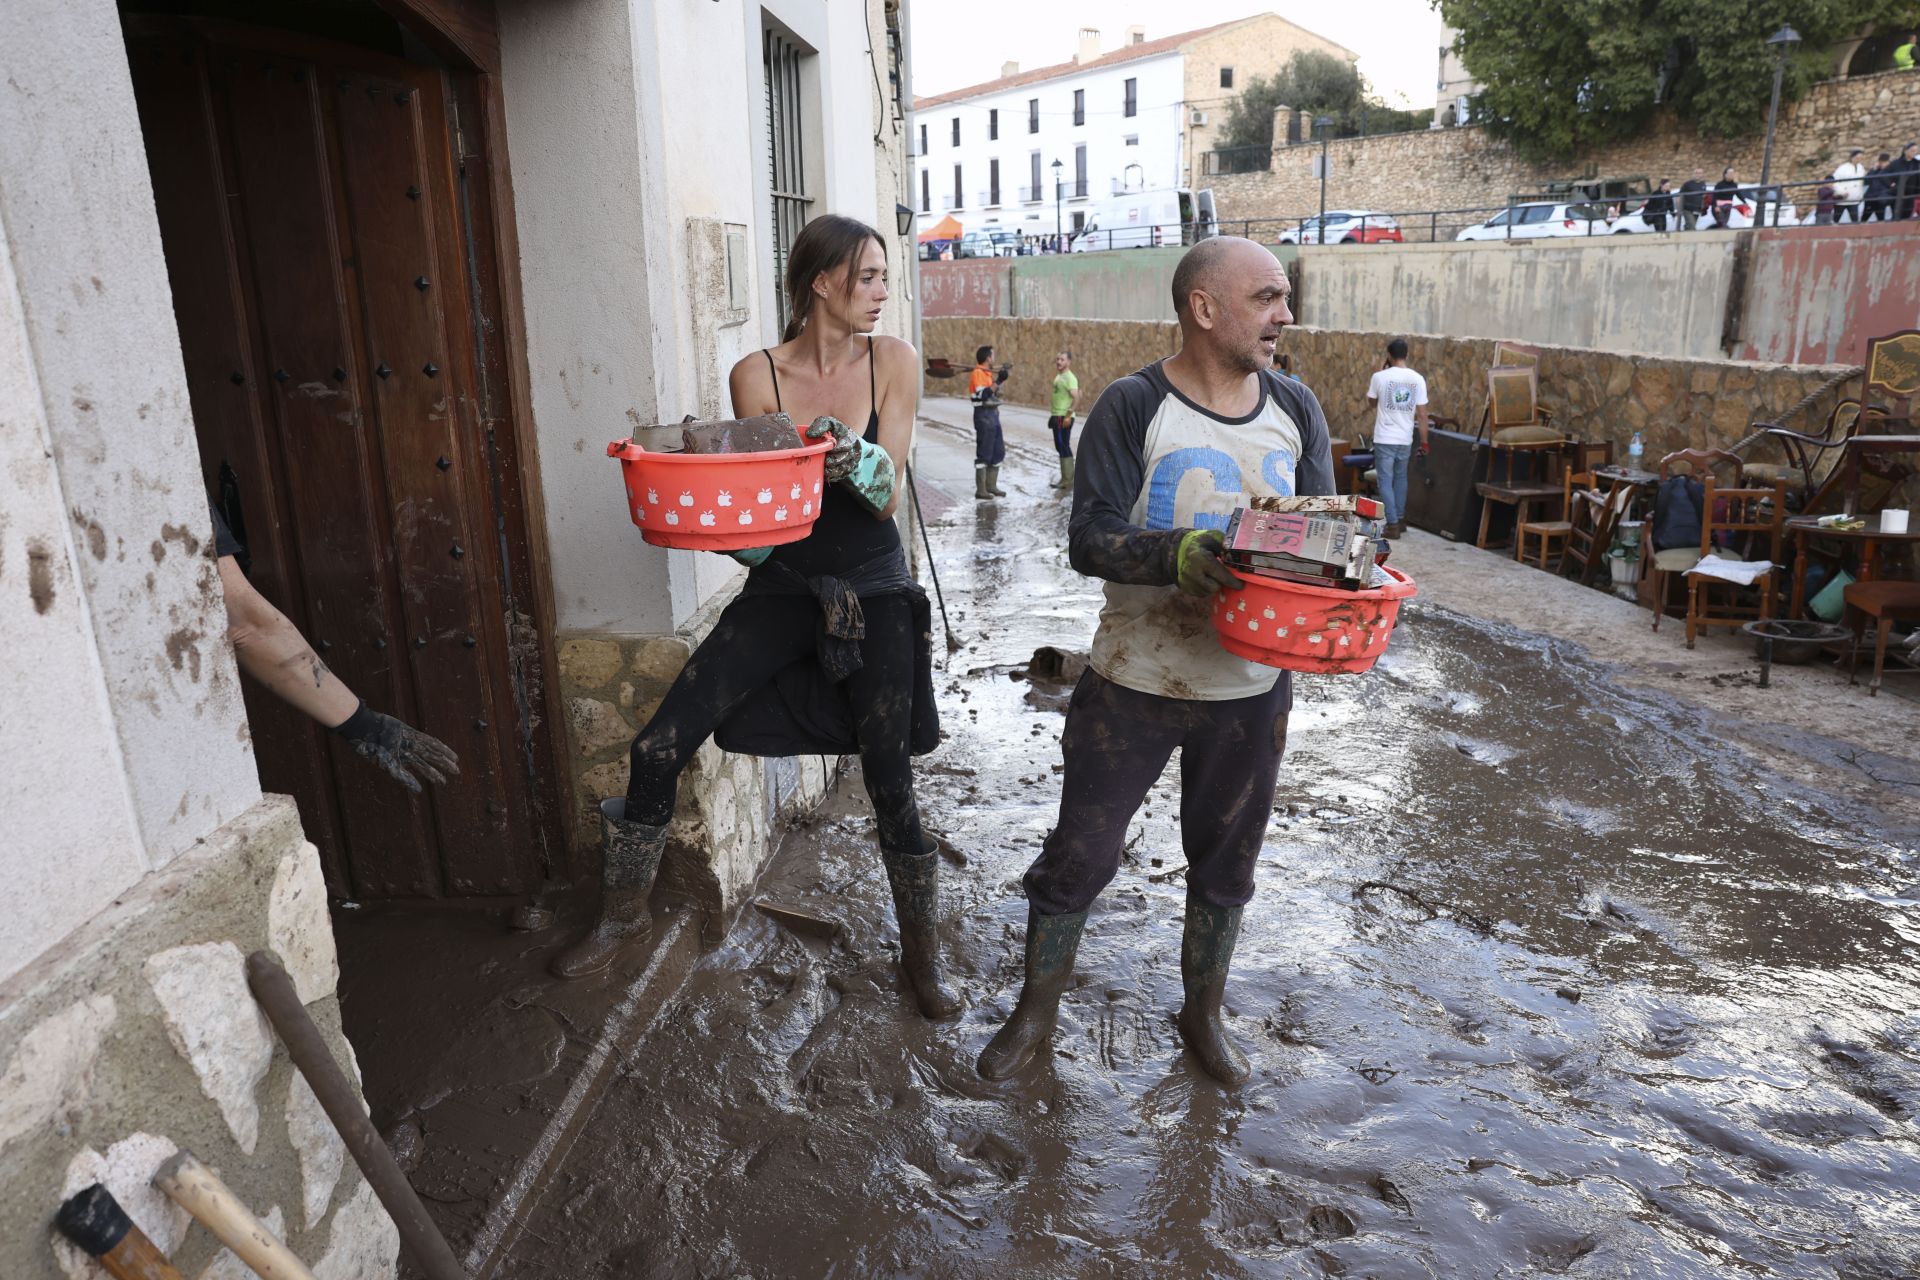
[
  {"x1": 153, "y1": 1151, "x2": 315, "y2": 1280},
  {"x1": 55, "y1": 1184, "x2": 185, "y2": 1280},
  {"x1": 245, "y1": 950, "x2": 466, "y2": 1279}
]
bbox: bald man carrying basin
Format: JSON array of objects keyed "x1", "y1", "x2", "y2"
[{"x1": 977, "y1": 238, "x2": 1335, "y2": 1086}]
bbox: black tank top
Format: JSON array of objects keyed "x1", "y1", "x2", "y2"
[{"x1": 762, "y1": 338, "x2": 902, "y2": 578}]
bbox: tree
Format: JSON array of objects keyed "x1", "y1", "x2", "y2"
[
  {"x1": 1219, "y1": 51, "x2": 1429, "y2": 150},
  {"x1": 1439, "y1": 0, "x2": 1920, "y2": 162}
]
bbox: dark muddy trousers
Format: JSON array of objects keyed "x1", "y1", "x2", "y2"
[
  {"x1": 1023, "y1": 668, "x2": 1291, "y2": 916},
  {"x1": 1048, "y1": 414, "x2": 1075, "y2": 458},
  {"x1": 624, "y1": 592, "x2": 924, "y2": 853},
  {"x1": 973, "y1": 405, "x2": 1006, "y2": 465}
]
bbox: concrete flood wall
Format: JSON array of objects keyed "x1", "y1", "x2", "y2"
[
  {"x1": 1292, "y1": 235, "x2": 1741, "y2": 361},
  {"x1": 920, "y1": 245, "x2": 1299, "y2": 324},
  {"x1": 1738, "y1": 221, "x2": 1920, "y2": 367},
  {"x1": 923, "y1": 228, "x2": 1920, "y2": 366},
  {"x1": 926, "y1": 316, "x2": 1852, "y2": 468}
]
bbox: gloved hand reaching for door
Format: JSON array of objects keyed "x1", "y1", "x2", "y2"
[{"x1": 805, "y1": 415, "x2": 896, "y2": 514}]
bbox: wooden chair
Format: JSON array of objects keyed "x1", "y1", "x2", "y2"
[
  {"x1": 1648, "y1": 448, "x2": 1744, "y2": 631},
  {"x1": 1754, "y1": 330, "x2": 1920, "y2": 503},
  {"x1": 1478, "y1": 363, "x2": 1564, "y2": 483},
  {"x1": 1561, "y1": 477, "x2": 1632, "y2": 585},
  {"x1": 1683, "y1": 476, "x2": 1785, "y2": 649},
  {"x1": 1517, "y1": 468, "x2": 1580, "y2": 570},
  {"x1": 1843, "y1": 581, "x2": 1920, "y2": 696}
]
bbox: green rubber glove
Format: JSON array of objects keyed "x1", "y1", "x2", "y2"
[
  {"x1": 1175, "y1": 529, "x2": 1240, "y2": 597},
  {"x1": 726, "y1": 547, "x2": 773, "y2": 567},
  {"x1": 803, "y1": 415, "x2": 859, "y2": 482},
  {"x1": 803, "y1": 415, "x2": 895, "y2": 514}
]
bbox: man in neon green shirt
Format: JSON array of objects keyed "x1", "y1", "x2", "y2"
[
  {"x1": 1897, "y1": 32, "x2": 1917, "y2": 70},
  {"x1": 1048, "y1": 350, "x2": 1081, "y2": 489}
]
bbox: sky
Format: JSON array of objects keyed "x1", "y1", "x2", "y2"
[{"x1": 909, "y1": 1, "x2": 1447, "y2": 111}]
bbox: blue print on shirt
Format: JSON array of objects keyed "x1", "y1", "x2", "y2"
[
  {"x1": 1260, "y1": 448, "x2": 1299, "y2": 496},
  {"x1": 1146, "y1": 448, "x2": 1239, "y2": 530},
  {"x1": 1146, "y1": 446, "x2": 1302, "y2": 529}
]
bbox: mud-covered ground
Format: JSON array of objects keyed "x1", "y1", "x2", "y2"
[{"x1": 503, "y1": 406, "x2": 1920, "y2": 1279}]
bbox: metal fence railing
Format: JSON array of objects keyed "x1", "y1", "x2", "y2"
[{"x1": 931, "y1": 174, "x2": 1915, "y2": 257}]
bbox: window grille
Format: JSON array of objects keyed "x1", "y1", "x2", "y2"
[{"x1": 764, "y1": 29, "x2": 813, "y2": 331}]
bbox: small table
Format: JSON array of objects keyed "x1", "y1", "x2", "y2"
[
  {"x1": 1476, "y1": 480, "x2": 1564, "y2": 557},
  {"x1": 1785, "y1": 514, "x2": 1920, "y2": 618}
]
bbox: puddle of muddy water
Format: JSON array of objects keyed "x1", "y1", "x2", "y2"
[{"x1": 505, "y1": 430, "x2": 1920, "y2": 1280}]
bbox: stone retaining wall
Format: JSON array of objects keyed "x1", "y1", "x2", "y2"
[
  {"x1": 1208, "y1": 69, "x2": 1920, "y2": 234},
  {"x1": 0, "y1": 796, "x2": 397, "y2": 1279},
  {"x1": 927, "y1": 316, "x2": 1854, "y2": 465}
]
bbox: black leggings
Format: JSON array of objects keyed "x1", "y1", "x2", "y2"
[{"x1": 624, "y1": 592, "x2": 924, "y2": 853}]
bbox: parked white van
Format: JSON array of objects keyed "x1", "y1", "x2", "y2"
[{"x1": 1070, "y1": 188, "x2": 1217, "y2": 252}]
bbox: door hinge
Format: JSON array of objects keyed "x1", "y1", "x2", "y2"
[{"x1": 449, "y1": 98, "x2": 471, "y2": 164}]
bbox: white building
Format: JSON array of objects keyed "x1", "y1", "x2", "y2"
[
  {"x1": 1436, "y1": 24, "x2": 1481, "y2": 125},
  {"x1": 0, "y1": 0, "x2": 912, "y2": 1274},
  {"x1": 912, "y1": 16, "x2": 1355, "y2": 241}
]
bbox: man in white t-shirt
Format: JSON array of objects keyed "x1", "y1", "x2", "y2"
[
  {"x1": 1833, "y1": 148, "x2": 1868, "y2": 223},
  {"x1": 1365, "y1": 339, "x2": 1429, "y2": 539}
]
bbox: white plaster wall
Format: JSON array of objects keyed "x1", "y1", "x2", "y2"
[
  {"x1": 0, "y1": 212, "x2": 150, "y2": 984},
  {"x1": 0, "y1": 0, "x2": 258, "y2": 890},
  {"x1": 915, "y1": 51, "x2": 1187, "y2": 237},
  {"x1": 497, "y1": 0, "x2": 684, "y2": 635}
]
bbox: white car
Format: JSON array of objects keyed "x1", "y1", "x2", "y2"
[
  {"x1": 1455, "y1": 202, "x2": 1625, "y2": 241},
  {"x1": 1274, "y1": 211, "x2": 1403, "y2": 244}
]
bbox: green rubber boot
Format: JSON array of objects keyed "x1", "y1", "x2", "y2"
[
  {"x1": 977, "y1": 907, "x2": 1088, "y2": 1080},
  {"x1": 1176, "y1": 898, "x2": 1251, "y2": 1085},
  {"x1": 1053, "y1": 456, "x2": 1075, "y2": 490},
  {"x1": 881, "y1": 843, "x2": 962, "y2": 1019},
  {"x1": 986, "y1": 464, "x2": 1007, "y2": 497},
  {"x1": 551, "y1": 799, "x2": 668, "y2": 979}
]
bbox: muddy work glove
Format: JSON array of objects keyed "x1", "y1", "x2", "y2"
[
  {"x1": 804, "y1": 415, "x2": 896, "y2": 515},
  {"x1": 1174, "y1": 529, "x2": 1241, "y2": 597},
  {"x1": 330, "y1": 701, "x2": 461, "y2": 793}
]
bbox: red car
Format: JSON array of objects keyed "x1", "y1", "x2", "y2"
[{"x1": 1276, "y1": 211, "x2": 1404, "y2": 244}]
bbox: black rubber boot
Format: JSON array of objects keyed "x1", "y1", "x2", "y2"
[
  {"x1": 1176, "y1": 897, "x2": 1251, "y2": 1085},
  {"x1": 975, "y1": 465, "x2": 993, "y2": 500},
  {"x1": 986, "y1": 464, "x2": 1007, "y2": 497},
  {"x1": 977, "y1": 907, "x2": 1087, "y2": 1080},
  {"x1": 882, "y1": 844, "x2": 962, "y2": 1018},
  {"x1": 551, "y1": 799, "x2": 669, "y2": 979}
]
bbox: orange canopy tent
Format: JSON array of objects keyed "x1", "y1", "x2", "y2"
[{"x1": 917, "y1": 215, "x2": 962, "y2": 243}]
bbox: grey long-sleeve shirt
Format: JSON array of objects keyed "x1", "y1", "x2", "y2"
[{"x1": 1067, "y1": 359, "x2": 1335, "y2": 701}]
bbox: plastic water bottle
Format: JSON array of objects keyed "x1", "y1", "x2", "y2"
[{"x1": 1628, "y1": 432, "x2": 1644, "y2": 467}]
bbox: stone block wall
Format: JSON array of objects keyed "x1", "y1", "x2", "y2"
[
  {"x1": 553, "y1": 589, "x2": 836, "y2": 915},
  {"x1": 0, "y1": 796, "x2": 398, "y2": 1279},
  {"x1": 1206, "y1": 69, "x2": 1920, "y2": 233},
  {"x1": 927, "y1": 316, "x2": 1855, "y2": 466}
]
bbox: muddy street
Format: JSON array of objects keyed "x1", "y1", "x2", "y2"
[{"x1": 501, "y1": 400, "x2": 1920, "y2": 1279}]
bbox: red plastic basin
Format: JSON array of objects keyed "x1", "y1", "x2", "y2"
[
  {"x1": 1212, "y1": 565, "x2": 1417, "y2": 673},
  {"x1": 607, "y1": 436, "x2": 831, "y2": 550}
]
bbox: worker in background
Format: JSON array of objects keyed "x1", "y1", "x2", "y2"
[
  {"x1": 976, "y1": 237, "x2": 1334, "y2": 1088},
  {"x1": 970, "y1": 344, "x2": 1008, "y2": 500},
  {"x1": 213, "y1": 506, "x2": 458, "y2": 791},
  {"x1": 1048, "y1": 349, "x2": 1080, "y2": 491},
  {"x1": 1894, "y1": 31, "x2": 1916, "y2": 71}
]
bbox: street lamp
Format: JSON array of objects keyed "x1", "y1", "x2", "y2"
[
  {"x1": 895, "y1": 202, "x2": 915, "y2": 237},
  {"x1": 1315, "y1": 115, "x2": 1335, "y2": 228},
  {"x1": 1051, "y1": 157, "x2": 1064, "y2": 251},
  {"x1": 1759, "y1": 24, "x2": 1801, "y2": 227}
]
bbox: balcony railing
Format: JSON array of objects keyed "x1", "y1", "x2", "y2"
[
  {"x1": 1067, "y1": 178, "x2": 1090, "y2": 199},
  {"x1": 977, "y1": 190, "x2": 1003, "y2": 208}
]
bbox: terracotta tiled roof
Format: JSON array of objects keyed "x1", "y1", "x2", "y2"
[{"x1": 913, "y1": 20, "x2": 1251, "y2": 110}]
